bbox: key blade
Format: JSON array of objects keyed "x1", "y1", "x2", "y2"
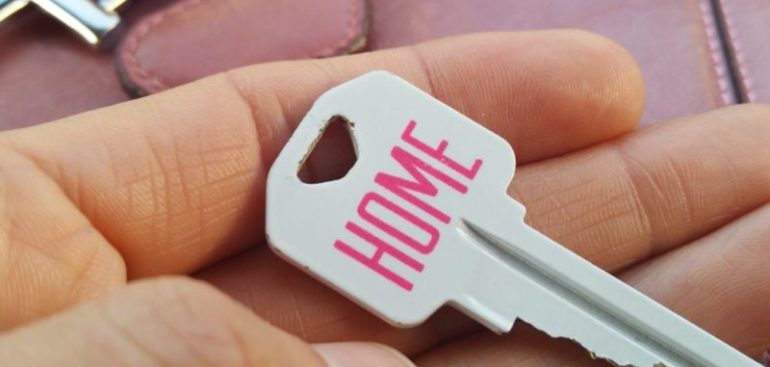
[{"x1": 458, "y1": 196, "x2": 761, "y2": 367}]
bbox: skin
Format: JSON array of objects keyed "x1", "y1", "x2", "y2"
[{"x1": 0, "y1": 30, "x2": 767, "y2": 366}]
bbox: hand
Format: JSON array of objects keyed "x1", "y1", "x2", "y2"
[{"x1": 0, "y1": 31, "x2": 767, "y2": 366}]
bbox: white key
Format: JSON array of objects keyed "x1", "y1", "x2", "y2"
[{"x1": 266, "y1": 71, "x2": 761, "y2": 367}]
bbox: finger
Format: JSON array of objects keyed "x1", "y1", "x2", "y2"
[
  {"x1": 196, "y1": 104, "x2": 770, "y2": 354},
  {"x1": 620, "y1": 203, "x2": 770, "y2": 357},
  {"x1": 197, "y1": 247, "x2": 477, "y2": 354},
  {"x1": 0, "y1": 148, "x2": 125, "y2": 329},
  {"x1": 512, "y1": 103, "x2": 770, "y2": 271},
  {"x1": 0, "y1": 277, "x2": 414, "y2": 367},
  {"x1": 415, "y1": 205, "x2": 770, "y2": 366},
  {"x1": 0, "y1": 31, "x2": 643, "y2": 280}
]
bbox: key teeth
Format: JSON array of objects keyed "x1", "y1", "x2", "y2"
[
  {"x1": 585, "y1": 341, "x2": 669, "y2": 367},
  {"x1": 587, "y1": 349, "x2": 668, "y2": 367},
  {"x1": 528, "y1": 324, "x2": 669, "y2": 367}
]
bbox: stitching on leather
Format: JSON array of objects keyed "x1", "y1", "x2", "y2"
[
  {"x1": 719, "y1": 0, "x2": 756, "y2": 102},
  {"x1": 120, "y1": 0, "x2": 206, "y2": 93},
  {"x1": 311, "y1": 0, "x2": 364, "y2": 57},
  {"x1": 696, "y1": 0, "x2": 733, "y2": 105},
  {"x1": 121, "y1": 0, "x2": 365, "y2": 94}
]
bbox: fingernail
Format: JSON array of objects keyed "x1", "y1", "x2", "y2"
[
  {"x1": 314, "y1": 342, "x2": 416, "y2": 367},
  {"x1": 761, "y1": 350, "x2": 770, "y2": 367}
]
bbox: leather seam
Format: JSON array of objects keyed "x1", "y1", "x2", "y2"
[
  {"x1": 120, "y1": 0, "x2": 365, "y2": 94},
  {"x1": 718, "y1": 0, "x2": 755, "y2": 102},
  {"x1": 696, "y1": 0, "x2": 734, "y2": 105},
  {"x1": 310, "y1": 0, "x2": 364, "y2": 57},
  {"x1": 120, "y1": 0, "x2": 205, "y2": 93}
]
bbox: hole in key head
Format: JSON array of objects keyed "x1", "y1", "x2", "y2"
[{"x1": 298, "y1": 115, "x2": 358, "y2": 184}]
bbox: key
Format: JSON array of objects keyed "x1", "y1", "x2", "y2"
[
  {"x1": 0, "y1": 0, "x2": 121, "y2": 47},
  {"x1": 266, "y1": 71, "x2": 761, "y2": 367}
]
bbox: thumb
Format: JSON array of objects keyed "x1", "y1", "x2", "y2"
[{"x1": 0, "y1": 277, "x2": 413, "y2": 367}]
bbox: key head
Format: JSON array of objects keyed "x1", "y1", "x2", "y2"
[{"x1": 266, "y1": 71, "x2": 523, "y2": 328}]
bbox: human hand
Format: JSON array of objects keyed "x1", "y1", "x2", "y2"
[{"x1": 0, "y1": 31, "x2": 767, "y2": 366}]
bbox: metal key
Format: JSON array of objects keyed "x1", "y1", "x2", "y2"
[
  {"x1": 0, "y1": 0, "x2": 126, "y2": 47},
  {"x1": 266, "y1": 71, "x2": 761, "y2": 367}
]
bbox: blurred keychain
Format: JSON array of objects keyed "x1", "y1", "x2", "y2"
[{"x1": 0, "y1": 0, "x2": 129, "y2": 47}]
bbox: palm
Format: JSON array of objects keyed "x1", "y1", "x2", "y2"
[{"x1": 0, "y1": 31, "x2": 767, "y2": 366}]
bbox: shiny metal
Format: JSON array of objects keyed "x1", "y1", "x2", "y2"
[
  {"x1": 0, "y1": 0, "x2": 29, "y2": 23},
  {"x1": 97, "y1": 0, "x2": 129, "y2": 12},
  {"x1": 0, "y1": 0, "x2": 127, "y2": 48}
]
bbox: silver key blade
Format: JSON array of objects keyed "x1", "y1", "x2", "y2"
[{"x1": 455, "y1": 195, "x2": 760, "y2": 367}]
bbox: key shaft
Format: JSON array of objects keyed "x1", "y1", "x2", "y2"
[
  {"x1": 266, "y1": 71, "x2": 761, "y2": 367},
  {"x1": 456, "y1": 195, "x2": 760, "y2": 367}
]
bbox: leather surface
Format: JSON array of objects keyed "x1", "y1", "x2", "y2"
[
  {"x1": 117, "y1": 0, "x2": 368, "y2": 95},
  {"x1": 118, "y1": 0, "x2": 731, "y2": 124},
  {"x1": 0, "y1": 0, "x2": 179, "y2": 130},
  {"x1": 0, "y1": 0, "x2": 366, "y2": 128},
  {"x1": 0, "y1": 0, "x2": 760, "y2": 130},
  {"x1": 717, "y1": 0, "x2": 770, "y2": 103},
  {"x1": 366, "y1": 0, "x2": 734, "y2": 125}
]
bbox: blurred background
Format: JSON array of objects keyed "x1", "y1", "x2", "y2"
[{"x1": 1, "y1": 0, "x2": 768, "y2": 129}]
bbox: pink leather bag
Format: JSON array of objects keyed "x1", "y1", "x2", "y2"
[{"x1": 2, "y1": 0, "x2": 768, "y2": 129}]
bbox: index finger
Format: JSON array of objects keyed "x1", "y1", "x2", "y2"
[{"x1": 0, "y1": 31, "x2": 643, "y2": 279}]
